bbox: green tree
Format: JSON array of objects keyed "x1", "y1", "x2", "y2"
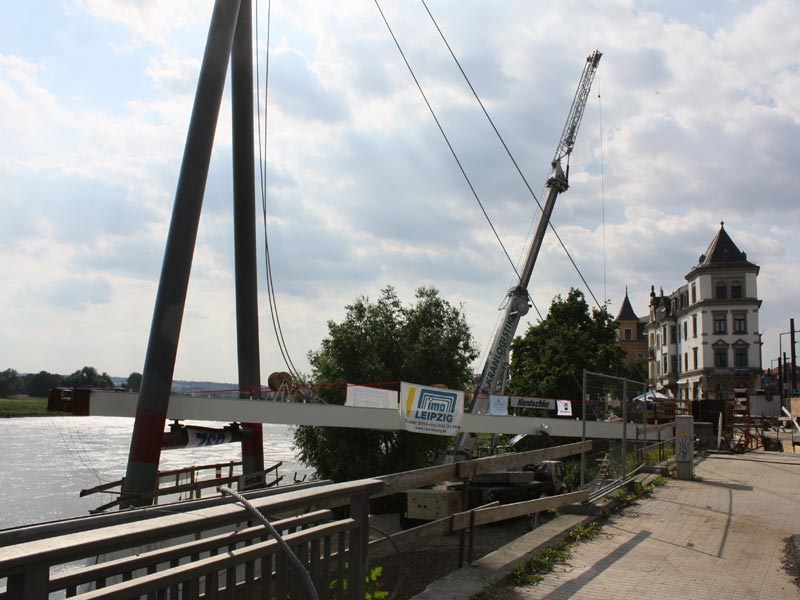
[
  {"x1": 0, "y1": 368, "x2": 21, "y2": 398},
  {"x1": 64, "y1": 366, "x2": 114, "y2": 389},
  {"x1": 126, "y1": 372, "x2": 143, "y2": 392},
  {"x1": 294, "y1": 286, "x2": 478, "y2": 482},
  {"x1": 509, "y1": 288, "x2": 627, "y2": 400},
  {"x1": 21, "y1": 371, "x2": 64, "y2": 398}
]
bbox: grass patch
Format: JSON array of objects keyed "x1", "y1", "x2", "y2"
[{"x1": 0, "y1": 396, "x2": 60, "y2": 417}]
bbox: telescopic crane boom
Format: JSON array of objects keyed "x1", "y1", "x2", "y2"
[{"x1": 455, "y1": 50, "x2": 602, "y2": 456}]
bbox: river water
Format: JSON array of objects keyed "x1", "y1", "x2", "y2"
[{"x1": 0, "y1": 416, "x2": 310, "y2": 530}]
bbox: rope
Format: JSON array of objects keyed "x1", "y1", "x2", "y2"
[
  {"x1": 598, "y1": 77, "x2": 607, "y2": 307},
  {"x1": 255, "y1": 0, "x2": 302, "y2": 380},
  {"x1": 421, "y1": 1, "x2": 603, "y2": 311},
  {"x1": 373, "y1": 0, "x2": 521, "y2": 281}
]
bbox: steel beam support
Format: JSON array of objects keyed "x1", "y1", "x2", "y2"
[
  {"x1": 122, "y1": 0, "x2": 242, "y2": 507},
  {"x1": 231, "y1": 0, "x2": 265, "y2": 482}
]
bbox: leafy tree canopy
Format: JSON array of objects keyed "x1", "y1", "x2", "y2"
[
  {"x1": 0, "y1": 368, "x2": 21, "y2": 398},
  {"x1": 126, "y1": 372, "x2": 143, "y2": 392},
  {"x1": 21, "y1": 371, "x2": 64, "y2": 398},
  {"x1": 509, "y1": 288, "x2": 628, "y2": 400},
  {"x1": 294, "y1": 286, "x2": 478, "y2": 482},
  {"x1": 63, "y1": 366, "x2": 114, "y2": 389}
]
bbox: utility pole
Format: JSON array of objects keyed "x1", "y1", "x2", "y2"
[{"x1": 791, "y1": 318, "x2": 797, "y2": 396}]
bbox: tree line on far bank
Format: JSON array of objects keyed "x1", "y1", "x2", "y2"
[{"x1": 0, "y1": 367, "x2": 142, "y2": 399}]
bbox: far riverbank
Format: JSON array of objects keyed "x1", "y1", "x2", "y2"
[{"x1": 0, "y1": 396, "x2": 64, "y2": 417}]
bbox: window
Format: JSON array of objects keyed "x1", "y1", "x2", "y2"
[
  {"x1": 716, "y1": 281, "x2": 727, "y2": 299},
  {"x1": 734, "y1": 313, "x2": 747, "y2": 334},
  {"x1": 691, "y1": 283, "x2": 697, "y2": 304},
  {"x1": 692, "y1": 347, "x2": 698, "y2": 369},
  {"x1": 662, "y1": 356, "x2": 668, "y2": 374},
  {"x1": 692, "y1": 314, "x2": 698, "y2": 338},
  {"x1": 735, "y1": 348, "x2": 748, "y2": 368},
  {"x1": 714, "y1": 313, "x2": 727, "y2": 334},
  {"x1": 715, "y1": 348, "x2": 728, "y2": 368},
  {"x1": 656, "y1": 333, "x2": 661, "y2": 347},
  {"x1": 683, "y1": 322, "x2": 688, "y2": 339},
  {"x1": 624, "y1": 328, "x2": 632, "y2": 341},
  {"x1": 671, "y1": 326, "x2": 677, "y2": 344},
  {"x1": 731, "y1": 280, "x2": 742, "y2": 299},
  {"x1": 662, "y1": 326, "x2": 667, "y2": 343},
  {"x1": 684, "y1": 353, "x2": 688, "y2": 371},
  {"x1": 637, "y1": 350, "x2": 645, "y2": 360},
  {"x1": 671, "y1": 355, "x2": 678, "y2": 374}
]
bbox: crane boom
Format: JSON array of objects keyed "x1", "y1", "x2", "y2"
[{"x1": 454, "y1": 50, "x2": 602, "y2": 456}]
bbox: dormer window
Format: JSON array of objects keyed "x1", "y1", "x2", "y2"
[{"x1": 715, "y1": 281, "x2": 727, "y2": 299}]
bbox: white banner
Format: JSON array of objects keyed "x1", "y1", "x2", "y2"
[
  {"x1": 489, "y1": 394, "x2": 509, "y2": 416},
  {"x1": 186, "y1": 427, "x2": 233, "y2": 448},
  {"x1": 508, "y1": 396, "x2": 557, "y2": 410},
  {"x1": 400, "y1": 382, "x2": 463, "y2": 436},
  {"x1": 345, "y1": 385, "x2": 398, "y2": 409},
  {"x1": 557, "y1": 400, "x2": 573, "y2": 416}
]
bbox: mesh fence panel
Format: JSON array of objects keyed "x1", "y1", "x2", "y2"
[{"x1": 579, "y1": 371, "x2": 650, "y2": 492}]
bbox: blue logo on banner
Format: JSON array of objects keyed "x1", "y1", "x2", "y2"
[{"x1": 417, "y1": 388, "x2": 457, "y2": 413}]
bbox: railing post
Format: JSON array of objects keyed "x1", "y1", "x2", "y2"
[
  {"x1": 7, "y1": 566, "x2": 49, "y2": 600},
  {"x1": 347, "y1": 491, "x2": 371, "y2": 599}
]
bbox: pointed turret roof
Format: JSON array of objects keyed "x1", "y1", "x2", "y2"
[
  {"x1": 616, "y1": 288, "x2": 639, "y2": 321},
  {"x1": 689, "y1": 222, "x2": 758, "y2": 275}
]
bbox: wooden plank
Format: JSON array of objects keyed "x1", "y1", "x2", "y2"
[
  {"x1": 69, "y1": 521, "x2": 356, "y2": 600},
  {"x1": 49, "y1": 510, "x2": 332, "y2": 591},
  {"x1": 369, "y1": 491, "x2": 588, "y2": 558},
  {"x1": 0, "y1": 481, "x2": 332, "y2": 547},
  {"x1": 0, "y1": 480, "x2": 384, "y2": 574},
  {"x1": 451, "y1": 490, "x2": 589, "y2": 529},
  {"x1": 373, "y1": 441, "x2": 591, "y2": 497}
]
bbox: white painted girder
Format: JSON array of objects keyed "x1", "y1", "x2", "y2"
[{"x1": 89, "y1": 391, "x2": 671, "y2": 441}]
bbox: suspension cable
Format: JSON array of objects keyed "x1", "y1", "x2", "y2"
[
  {"x1": 373, "y1": 0, "x2": 521, "y2": 281},
  {"x1": 421, "y1": 1, "x2": 603, "y2": 311},
  {"x1": 255, "y1": 0, "x2": 301, "y2": 380},
  {"x1": 598, "y1": 77, "x2": 607, "y2": 307}
]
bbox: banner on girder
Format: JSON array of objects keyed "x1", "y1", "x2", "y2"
[
  {"x1": 400, "y1": 382, "x2": 463, "y2": 436},
  {"x1": 345, "y1": 385, "x2": 398, "y2": 409}
]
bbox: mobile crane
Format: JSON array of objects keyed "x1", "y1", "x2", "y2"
[{"x1": 454, "y1": 50, "x2": 602, "y2": 457}]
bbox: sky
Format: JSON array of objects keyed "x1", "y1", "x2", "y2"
[{"x1": 1, "y1": 0, "x2": 799, "y2": 384}]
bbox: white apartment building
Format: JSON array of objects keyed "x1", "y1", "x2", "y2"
[{"x1": 646, "y1": 223, "x2": 761, "y2": 401}]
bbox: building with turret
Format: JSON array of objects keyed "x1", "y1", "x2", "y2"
[
  {"x1": 646, "y1": 223, "x2": 762, "y2": 401},
  {"x1": 616, "y1": 289, "x2": 647, "y2": 364}
]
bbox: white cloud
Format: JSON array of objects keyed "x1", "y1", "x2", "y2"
[{"x1": 1, "y1": 0, "x2": 798, "y2": 382}]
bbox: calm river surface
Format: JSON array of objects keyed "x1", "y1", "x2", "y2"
[{"x1": 0, "y1": 416, "x2": 310, "y2": 530}]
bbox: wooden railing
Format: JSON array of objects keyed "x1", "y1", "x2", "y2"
[
  {"x1": 0, "y1": 441, "x2": 599, "y2": 599},
  {"x1": 80, "y1": 460, "x2": 284, "y2": 513},
  {"x1": 0, "y1": 479, "x2": 383, "y2": 600}
]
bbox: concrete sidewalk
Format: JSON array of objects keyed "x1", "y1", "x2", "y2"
[{"x1": 500, "y1": 451, "x2": 800, "y2": 599}]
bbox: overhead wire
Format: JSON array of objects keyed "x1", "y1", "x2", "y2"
[
  {"x1": 421, "y1": 0, "x2": 604, "y2": 312},
  {"x1": 598, "y1": 75, "x2": 607, "y2": 307},
  {"x1": 373, "y1": 0, "x2": 521, "y2": 282},
  {"x1": 254, "y1": 0, "x2": 301, "y2": 381}
]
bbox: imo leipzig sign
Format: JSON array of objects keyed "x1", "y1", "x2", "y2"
[{"x1": 400, "y1": 382, "x2": 464, "y2": 436}]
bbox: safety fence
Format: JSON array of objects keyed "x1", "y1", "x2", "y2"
[{"x1": 579, "y1": 371, "x2": 676, "y2": 494}]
